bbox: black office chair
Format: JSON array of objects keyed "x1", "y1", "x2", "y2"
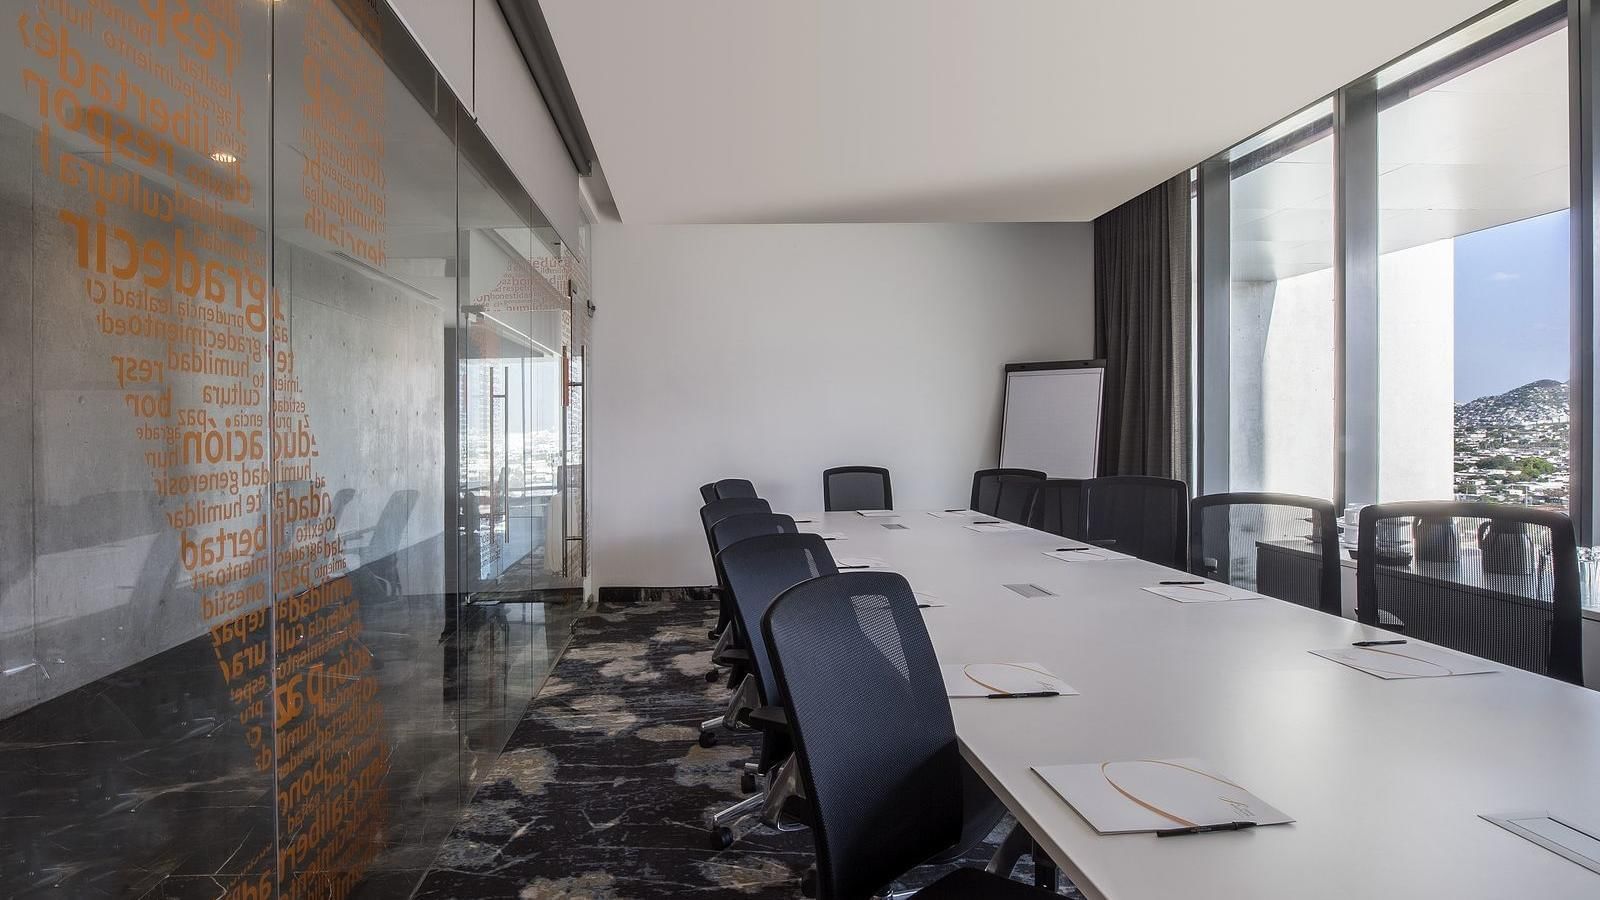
[
  {"x1": 1030, "y1": 478, "x2": 1085, "y2": 539},
  {"x1": 700, "y1": 482, "x2": 720, "y2": 503},
  {"x1": 823, "y1": 466, "x2": 893, "y2": 512},
  {"x1": 713, "y1": 478, "x2": 760, "y2": 500},
  {"x1": 700, "y1": 498, "x2": 774, "y2": 642},
  {"x1": 712, "y1": 513, "x2": 800, "y2": 559},
  {"x1": 705, "y1": 532, "x2": 840, "y2": 845},
  {"x1": 701, "y1": 498, "x2": 774, "y2": 560},
  {"x1": 763, "y1": 571, "x2": 1056, "y2": 899},
  {"x1": 1356, "y1": 501, "x2": 1582, "y2": 685},
  {"x1": 1080, "y1": 476, "x2": 1188, "y2": 569},
  {"x1": 709, "y1": 512, "x2": 801, "y2": 621},
  {"x1": 1190, "y1": 493, "x2": 1341, "y2": 616},
  {"x1": 970, "y1": 468, "x2": 1046, "y2": 525}
]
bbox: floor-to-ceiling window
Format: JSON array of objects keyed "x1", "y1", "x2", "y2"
[
  {"x1": 1196, "y1": 0, "x2": 1594, "y2": 605},
  {"x1": 1374, "y1": 0, "x2": 1570, "y2": 506}
]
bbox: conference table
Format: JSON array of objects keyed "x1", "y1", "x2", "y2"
[{"x1": 800, "y1": 509, "x2": 1600, "y2": 900}]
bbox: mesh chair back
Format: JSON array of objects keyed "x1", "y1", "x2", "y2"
[
  {"x1": 710, "y1": 513, "x2": 798, "y2": 557},
  {"x1": 1356, "y1": 502, "x2": 1582, "y2": 684},
  {"x1": 823, "y1": 466, "x2": 893, "y2": 512},
  {"x1": 700, "y1": 498, "x2": 772, "y2": 561},
  {"x1": 718, "y1": 533, "x2": 838, "y2": 705},
  {"x1": 763, "y1": 572, "x2": 961, "y2": 900},
  {"x1": 1031, "y1": 479, "x2": 1085, "y2": 538},
  {"x1": 1081, "y1": 476, "x2": 1188, "y2": 568},
  {"x1": 1191, "y1": 493, "x2": 1340, "y2": 615},
  {"x1": 699, "y1": 482, "x2": 719, "y2": 504},
  {"x1": 713, "y1": 478, "x2": 759, "y2": 500},
  {"x1": 970, "y1": 468, "x2": 1046, "y2": 524}
]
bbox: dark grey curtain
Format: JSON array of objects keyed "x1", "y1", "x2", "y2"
[{"x1": 1093, "y1": 173, "x2": 1191, "y2": 481}]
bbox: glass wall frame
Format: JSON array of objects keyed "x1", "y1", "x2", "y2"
[{"x1": 0, "y1": 0, "x2": 585, "y2": 896}]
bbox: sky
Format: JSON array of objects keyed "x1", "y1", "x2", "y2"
[{"x1": 1453, "y1": 208, "x2": 1570, "y2": 403}]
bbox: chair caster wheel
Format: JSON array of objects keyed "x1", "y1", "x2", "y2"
[
  {"x1": 801, "y1": 867, "x2": 818, "y2": 897},
  {"x1": 708, "y1": 629, "x2": 720, "y2": 640},
  {"x1": 704, "y1": 669, "x2": 720, "y2": 683},
  {"x1": 740, "y1": 772, "x2": 758, "y2": 793},
  {"x1": 708, "y1": 826, "x2": 734, "y2": 850},
  {"x1": 698, "y1": 730, "x2": 718, "y2": 748}
]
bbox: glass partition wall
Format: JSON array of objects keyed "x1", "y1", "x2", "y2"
[
  {"x1": 0, "y1": 1, "x2": 586, "y2": 896},
  {"x1": 1197, "y1": 0, "x2": 1596, "y2": 606}
]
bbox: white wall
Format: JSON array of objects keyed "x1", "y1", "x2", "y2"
[{"x1": 589, "y1": 223, "x2": 1094, "y2": 587}]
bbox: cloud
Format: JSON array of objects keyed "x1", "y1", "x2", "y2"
[{"x1": 1488, "y1": 271, "x2": 1521, "y2": 282}]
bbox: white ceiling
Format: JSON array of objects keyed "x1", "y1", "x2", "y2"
[
  {"x1": 1232, "y1": 23, "x2": 1568, "y2": 282},
  {"x1": 541, "y1": 0, "x2": 1504, "y2": 225}
]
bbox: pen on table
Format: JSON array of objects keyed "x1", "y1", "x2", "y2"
[
  {"x1": 1156, "y1": 821, "x2": 1257, "y2": 838},
  {"x1": 986, "y1": 691, "x2": 1060, "y2": 699},
  {"x1": 838, "y1": 564, "x2": 871, "y2": 570},
  {"x1": 793, "y1": 519, "x2": 814, "y2": 524},
  {"x1": 1351, "y1": 639, "x2": 1406, "y2": 647},
  {"x1": 1159, "y1": 580, "x2": 1206, "y2": 586},
  {"x1": 1054, "y1": 547, "x2": 1090, "y2": 552},
  {"x1": 972, "y1": 520, "x2": 1002, "y2": 525},
  {"x1": 944, "y1": 508, "x2": 967, "y2": 512}
]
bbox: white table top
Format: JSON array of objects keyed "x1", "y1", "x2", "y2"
[{"x1": 804, "y1": 510, "x2": 1600, "y2": 900}]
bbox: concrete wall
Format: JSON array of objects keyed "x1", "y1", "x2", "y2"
[
  {"x1": 1230, "y1": 269, "x2": 1338, "y2": 498},
  {"x1": 589, "y1": 222, "x2": 1094, "y2": 587},
  {"x1": 1377, "y1": 239, "x2": 1456, "y2": 501}
]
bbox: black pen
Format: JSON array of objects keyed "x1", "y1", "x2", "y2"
[
  {"x1": 986, "y1": 691, "x2": 1060, "y2": 699},
  {"x1": 917, "y1": 603, "x2": 933, "y2": 609},
  {"x1": 1352, "y1": 639, "x2": 1406, "y2": 647},
  {"x1": 838, "y1": 564, "x2": 871, "y2": 570},
  {"x1": 793, "y1": 519, "x2": 814, "y2": 524},
  {"x1": 1159, "y1": 580, "x2": 1206, "y2": 586},
  {"x1": 1156, "y1": 821, "x2": 1257, "y2": 838},
  {"x1": 821, "y1": 536, "x2": 839, "y2": 540},
  {"x1": 1055, "y1": 547, "x2": 1090, "y2": 552},
  {"x1": 944, "y1": 508, "x2": 967, "y2": 512},
  {"x1": 972, "y1": 520, "x2": 1002, "y2": 525}
]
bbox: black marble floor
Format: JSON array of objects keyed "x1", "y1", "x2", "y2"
[
  {"x1": 413, "y1": 590, "x2": 1082, "y2": 900},
  {"x1": 0, "y1": 543, "x2": 576, "y2": 899}
]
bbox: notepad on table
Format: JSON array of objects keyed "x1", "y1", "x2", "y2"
[
  {"x1": 941, "y1": 662, "x2": 1075, "y2": 698},
  {"x1": 1310, "y1": 644, "x2": 1498, "y2": 679},
  {"x1": 1043, "y1": 547, "x2": 1132, "y2": 563},
  {"x1": 913, "y1": 591, "x2": 946, "y2": 608},
  {"x1": 833, "y1": 556, "x2": 887, "y2": 570},
  {"x1": 855, "y1": 510, "x2": 901, "y2": 518},
  {"x1": 1141, "y1": 582, "x2": 1260, "y2": 603},
  {"x1": 803, "y1": 530, "x2": 846, "y2": 541},
  {"x1": 928, "y1": 510, "x2": 978, "y2": 519},
  {"x1": 1032, "y1": 758, "x2": 1293, "y2": 835}
]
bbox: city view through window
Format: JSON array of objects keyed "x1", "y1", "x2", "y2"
[{"x1": 1451, "y1": 209, "x2": 1570, "y2": 509}]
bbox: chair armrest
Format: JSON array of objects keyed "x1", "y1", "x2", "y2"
[
  {"x1": 742, "y1": 705, "x2": 788, "y2": 732},
  {"x1": 713, "y1": 648, "x2": 751, "y2": 667}
]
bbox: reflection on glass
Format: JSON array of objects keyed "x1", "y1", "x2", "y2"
[
  {"x1": 1375, "y1": 1, "x2": 1569, "y2": 506},
  {"x1": 1227, "y1": 99, "x2": 1337, "y2": 498},
  {"x1": 0, "y1": 0, "x2": 578, "y2": 895}
]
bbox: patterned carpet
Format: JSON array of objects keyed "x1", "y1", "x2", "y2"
[{"x1": 413, "y1": 590, "x2": 1080, "y2": 899}]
